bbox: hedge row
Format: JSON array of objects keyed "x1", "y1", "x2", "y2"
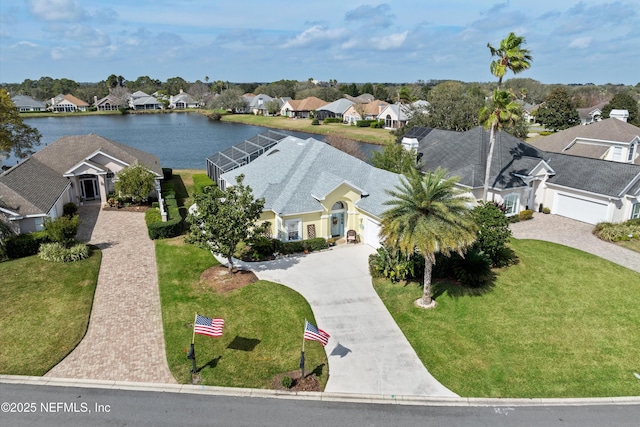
[
  {"x1": 280, "y1": 237, "x2": 328, "y2": 254},
  {"x1": 146, "y1": 195, "x2": 184, "y2": 239},
  {"x1": 5, "y1": 231, "x2": 50, "y2": 259},
  {"x1": 323, "y1": 117, "x2": 342, "y2": 124},
  {"x1": 193, "y1": 174, "x2": 216, "y2": 194}
]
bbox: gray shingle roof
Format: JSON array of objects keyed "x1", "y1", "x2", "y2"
[
  {"x1": 11, "y1": 95, "x2": 46, "y2": 109},
  {"x1": 220, "y1": 136, "x2": 402, "y2": 218},
  {"x1": 413, "y1": 125, "x2": 640, "y2": 197},
  {"x1": 317, "y1": 98, "x2": 354, "y2": 114},
  {"x1": 32, "y1": 134, "x2": 163, "y2": 176}
]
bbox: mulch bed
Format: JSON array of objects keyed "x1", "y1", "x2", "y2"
[
  {"x1": 199, "y1": 265, "x2": 258, "y2": 293},
  {"x1": 271, "y1": 370, "x2": 321, "y2": 392}
]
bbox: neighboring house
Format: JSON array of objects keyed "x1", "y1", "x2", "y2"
[
  {"x1": 129, "y1": 91, "x2": 162, "y2": 110},
  {"x1": 50, "y1": 94, "x2": 90, "y2": 112},
  {"x1": 344, "y1": 100, "x2": 389, "y2": 124},
  {"x1": 11, "y1": 95, "x2": 46, "y2": 112},
  {"x1": 344, "y1": 93, "x2": 375, "y2": 104},
  {"x1": 528, "y1": 118, "x2": 640, "y2": 164},
  {"x1": 208, "y1": 131, "x2": 402, "y2": 248},
  {"x1": 280, "y1": 97, "x2": 329, "y2": 118},
  {"x1": 378, "y1": 101, "x2": 429, "y2": 129},
  {"x1": 577, "y1": 102, "x2": 607, "y2": 125},
  {"x1": 405, "y1": 126, "x2": 640, "y2": 225},
  {"x1": 94, "y1": 93, "x2": 129, "y2": 111},
  {"x1": 515, "y1": 100, "x2": 538, "y2": 123},
  {"x1": 169, "y1": 90, "x2": 199, "y2": 109},
  {"x1": 0, "y1": 134, "x2": 163, "y2": 234},
  {"x1": 243, "y1": 93, "x2": 275, "y2": 115},
  {"x1": 315, "y1": 98, "x2": 354, "y2": 121}
]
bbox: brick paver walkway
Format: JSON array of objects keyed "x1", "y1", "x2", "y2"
[
  {"x1": 46, "y1": 205, "x2": 176, "y2": 383},
  {"x1": 510, "y1": 214, "x2": 640, "y2": 274}
]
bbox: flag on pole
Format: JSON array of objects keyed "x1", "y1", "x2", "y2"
[
  {"x1": 194, "y1": 314, "x2": 224, "y2": 338},
  {"x1": 303, "y1": 320, "x2": 330, "y2": 346}
]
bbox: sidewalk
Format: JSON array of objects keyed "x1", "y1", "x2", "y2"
[{"x1": 45, "y1": 206, "x2": 176, "y2": 383}]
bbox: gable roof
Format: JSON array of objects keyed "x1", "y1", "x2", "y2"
[
  {"x1": 220, "y1": 136, "x2": 402, "y2": 218},
  {"x1": 317, "y1": 98, "x2": 354, "y2": 114},
  {"x1": 54, "y1": 94, "x2": 89, "y2": 107},
  {"x1": 32, "y1": 134, "x2": 163, "y2": 176},
  {"x1": 577, "y1": 102, "x2": 607, "y2": 121},
  {"x1": 285, "y1": 96, "x2": 329, "y2": 111},
  {"x1": 529, "y1": 118, "x2": 640, "y2": 154}
]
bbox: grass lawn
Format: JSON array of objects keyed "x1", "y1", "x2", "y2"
[
  {"x1": 219, "y1": 114, "x2": 395, "y2": 145},
  {"x1": 0, "y1": 250, "x2": 101, "y2": 375},
  {"x1": 156, "y1": 237, "x2": 328, "y2": 388},
  {"x1": 374, "y1": 239, "x2": 640, "y2": 398}
]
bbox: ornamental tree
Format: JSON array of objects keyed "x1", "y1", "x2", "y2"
[
  {"x1": 535, "y1": 87, "x2": 580, "y2": 131},
  {"x1": 186, "y1": 174, "x2": 266, "y2": 273},
  {"x1": 0, "y1": 89, "x2": 42, "y2": 159},
  {"x1": 114, "y1": 163, "x2": 157, "y2": 204}
]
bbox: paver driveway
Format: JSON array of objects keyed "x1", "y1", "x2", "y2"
[
  {"x1": 46, "y1": 205, "x2": 176, "y2": 383},
  {"x1": 238, "y1": 244, "x2": 457, "y2": 398}
]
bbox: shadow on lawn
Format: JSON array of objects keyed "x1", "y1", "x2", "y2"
[{"x1": 431, "y1": 276, "x2": 496, "y2": 299}]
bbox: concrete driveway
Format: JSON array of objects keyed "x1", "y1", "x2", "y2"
[
  {"x1": 510, "y1": 214, "x2": 640, "y2": 273},
  {"x1": 226, "y1": 244, "x2": 457, "y2": 398}
]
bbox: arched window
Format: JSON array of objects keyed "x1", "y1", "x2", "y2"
[
  {"x1": 332, "y1": 201, "x2": 344, "y2": 210},
  {"x1": 385, "y1": 114, "x2": 392, "y2": 128}
]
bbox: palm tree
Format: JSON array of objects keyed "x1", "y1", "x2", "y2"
[
  {"x1": 487, "y1": 32, "x2": 532, "y2": 89},
  {"x1": 479, "y1": 89, "x2": 521, "y2": 202},
  {"x1": 381, "y1": 167, "x2": 478, "y2": 308}
]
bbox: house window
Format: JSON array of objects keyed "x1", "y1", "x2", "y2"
[
  {"x1": 385, "y1": 114, "x2": 392, "y2": 128},
  {"x1": 612, "y1": 146, "x2": 623, "y2": 161},
  {"x1": 285, "y1": 219, "x2": 302, "y2": 241},
  {"x1": 503, "y1": 194, "x2": 519, "y2": 216},
  {"x1": 628, "y1": 143, "x2": 636, "y2": 162},
  {"x1": 632, "y1": 203, "x2": 640, "y2": 219}
]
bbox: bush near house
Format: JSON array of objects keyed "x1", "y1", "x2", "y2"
[
  {"x1": 593, "y1": 219, "x2": 640, "y2": 242},
  {"x1": 5, "y1": 231, "x2": 50, "y2": 259},
  {"x1": 519, "y1": 210, "x2": 534, "y2": 221},
  {"x1": 192, "y1": 174, "x2": 216, "y2": 194},
  {"x1": 146, "y1": 195, "x2": 183, "y2": 239},
  {"x1": 323, "y1": 117, "x2": 341, "y2": 124}
]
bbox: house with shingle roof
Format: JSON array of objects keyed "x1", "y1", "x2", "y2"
[
  {"x1": 215, "y1": 134, "x2": 402, "y2": 248},
  {"x1": 315, "y1": 98, "x2": 354, "y2": 121},
  {"x1": 129, "y1": 91, "x2": 162, "y2": 110},
  {"x1": 0, "y1": 134, "x2": 163, "y2": 233},
  {"x1": 50, "y1": 94, "x2": 90, "y2": 112},
  {"x1": 378, "y1": 101, "x2": 429, "y2": 129},
  {"x1": 11, "y1": 94, "x2": 46, "y2": 112},
  {"x1": 577, "y1": 102, "x2": 607, "y2": 125},
  {"x1": 169, "y1": 90, "x2": 199, "y2": 109},
  {"x1": 528, "y1": 118, "x2": 640, "y2": 164},
  {"x1": 280, "y1": 97, "x2": 329, "y2": 118},
  {"x1": 407, "y1": 126, "x2": 640, "y2": 224},
  {"x1": 343, "y1": 99, "x2": 389, "y2": 125}
]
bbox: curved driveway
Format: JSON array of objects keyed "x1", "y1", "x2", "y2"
[
  {"x1": 510, "y1": 214, "x2": 640, "y2": 273},
  {"x1": 232, "y1": 244, "x2": 457, "y2": 398}
]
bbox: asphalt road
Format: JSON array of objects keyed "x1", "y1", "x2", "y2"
[{"x1": 1, "y1": 384, "x2": 639, "y2": 427}]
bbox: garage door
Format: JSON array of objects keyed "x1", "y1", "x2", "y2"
[
  {"x1": 363, "y1": 217, "x2": 382, "y2": 249},
  {"x1": 554, "y1": 193, "x2": 609, "y2": 224}
]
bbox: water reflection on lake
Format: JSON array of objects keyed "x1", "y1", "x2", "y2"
[{"x1": 9, "y1": 113, "x2": 381, "y2": 170}]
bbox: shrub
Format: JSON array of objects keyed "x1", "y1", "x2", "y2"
[
  {"x1": 145, "y1": 207, "x2": 162, "y2": 226},
  {"x1": 311, "y1": 118, "x2": 320, "y2": 125},
  {"x1": 38, "y1": 242, "x2": 90, "y2": 263},
  {"x1": 356, "y1": 119, "x2": 375, "y2": 127},
  {"x1": 5, "y1": 231, "x2": 50, "y2": 259},
  {"x1": 304, "y1": 237, "x2": 329, "y2": 252},
  {"x1": 323, "y1": 117, "x2": 341, "y2": 124},
  {"x1": 147, "y1": 197, "x2": 183, "y2": 239},
  {"x1": 593, "y1": 221, "x2": 640, "y2": 242},
  {"x1": 450, "y1": 249, "x2": 493, "y2": 287},
  {"x1": 162, "y1": 167, "x2": 173, "y2": 180},
  {"x1": 193, "y1": 174, "x2": 216, "y2": 194},
  {"x1": 368, "y1": 245, "x2": 424, "y2": 283},
  {"x1": 44, "y1": 215, "x2": 80, "y2": 247},
  {"x1": 519, "y1": 210, "x2": 534, "y2": 221},
  {"x1": 281, "y1": 376, "x2": 293, "y2": 388},
  {"x1": 471, "y1": 202, "x2": 512, "y2": 267},
  {"x1": 247, "y1": 236, "x2": 282, "y2": 259},
  {"x1": 63, "y1": 202, "x2": 78, "y2": 217},
  {"x1": 542, "y1": 207, "x2": 551, "y2": 214},
  {"x1": 281, "y1": 240, "x2": 305, "y2": 255}
]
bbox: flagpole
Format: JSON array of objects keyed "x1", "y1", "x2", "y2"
[
  {"x1": 192, "y1": 313, "x2": 197, "y2": 345},
  {"x1": 300, "y1": 319, "x2": 306, "y2": 379},
  {"x1": 189, "y1": 313, "x2": 197, "y2": 374}
]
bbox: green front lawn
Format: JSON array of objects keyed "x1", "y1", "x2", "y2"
[
  {"x1": 0, "y1": 250, "x2": 101, "y2": 375},
  {"x1": 156, "y1": 238, "x2": 328, "y2": 388},
  {"x1": 374, "y1": 239, "x2": 640, "y2": 398}
]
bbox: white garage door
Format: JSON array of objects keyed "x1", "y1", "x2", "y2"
[
  {"x1": 363, "y1": 217, "x2": 382, "y2": 249},
  {"x1": 554, "y1": 193, "x2": 609, "y2": 224}
]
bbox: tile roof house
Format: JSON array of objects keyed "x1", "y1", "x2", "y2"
[
  {"x1": 50, "y1": 94, "x2": 90, "y2": 112},
  {"x1": 11, "y1": 95, "x2": 46, "y2": 112},
  {"x1": 528, "y1": 118, "x2": 640, "y2": 164},
  {"x1": 343, "y1": 99, "x2": 389, "y2": 125},
  {"x1": 405, "y1": 126, "x2": 640, "y2": 224},
  {"x1": 0, "y1": 134, "x2": 163, "y2": 234},
  {"x1": 213, "y1": 134, "x2": 403, "y2": 248},
  {"x1": 280, "y1": 97, "x2": 329, "y2": 118}
]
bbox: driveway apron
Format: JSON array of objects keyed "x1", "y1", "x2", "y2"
[
  {"x1": 510, "y1": 214, "x2": 640, "y2": 274},
  {"x1": 46, "y1": 206, "x2": 176, "y2": 383},
  {"x1": 246, "y1": 244, "x2": 457, "y2": 397}
]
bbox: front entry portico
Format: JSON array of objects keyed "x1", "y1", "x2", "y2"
[{"x1": 80, "y1": 175, "x2": 100, "y2": 201}]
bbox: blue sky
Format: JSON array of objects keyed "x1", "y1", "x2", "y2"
[{"x1": 0, "y1": 0, "x2": 638, "y2": 85}]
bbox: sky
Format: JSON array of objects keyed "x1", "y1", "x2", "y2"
[{"x1": 0, "y1": 0, "x2": 639, "y2": 85}]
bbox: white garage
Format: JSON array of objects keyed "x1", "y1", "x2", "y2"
[
  {"x1": 553, "y1": 193, "x2": 609, "y2": 225},
  {"x1": 362, "y1": 216, "x2": 382, "y2": 249}
]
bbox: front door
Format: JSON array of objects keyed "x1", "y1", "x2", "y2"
[
  {"x1": 331, "y1": 213, "x2": 344, "y2": 237},
  {"x1": 80, "y1": 177, "x2": 98, "y2": 200}
]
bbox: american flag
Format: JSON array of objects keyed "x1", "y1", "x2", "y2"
[
  {"x1": 194, "y1": 314, "x2": 224, "y2": 338},
  {"x1": 304, "y1": 320, "x2": 330, "y2": 346}
]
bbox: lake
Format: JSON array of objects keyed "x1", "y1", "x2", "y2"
[{"x1": 5, "y1": 113, "x2": 380, "y2": 170}]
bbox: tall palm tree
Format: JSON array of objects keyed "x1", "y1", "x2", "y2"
[
  {"x1": 381, "y1": 167, "x2": 478, "y2": 308},
  {"x1": 479, "y1": 89, "x2": 521, "y2": 202},
  {"x1": 487, "y1": 32, "x2": 532, "y2": 89}
]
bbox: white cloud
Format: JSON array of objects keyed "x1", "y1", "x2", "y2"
[
  {"x1": 568, "y1": 36, "x2": 593, "y2": 49},
  {"x1": 28, "y1": 0, "x2": 88, "y2": 22},
  {"x1": 372, "y1": 31, "x2": 408, "y2": 50},
  {"x1": 282, "y1": 25, "x2": 346, "y2": 48}
]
